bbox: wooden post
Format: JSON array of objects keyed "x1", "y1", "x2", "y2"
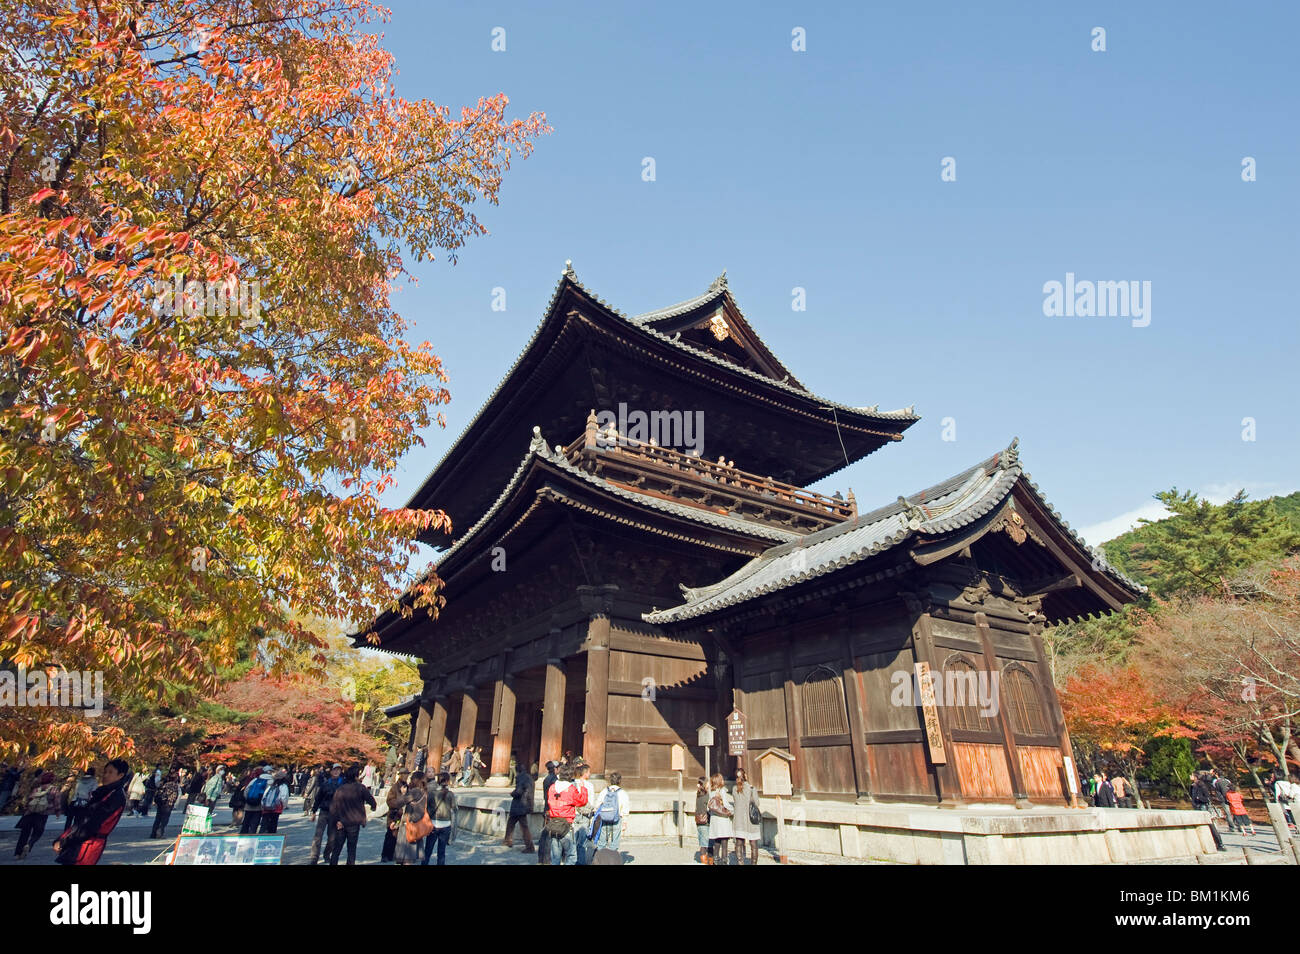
[
  {"x1": 975, "y1": 611, "x2": 1032, "y2": 808},
  {"x1": 839, "y1": 619, "x2": 873, "y2": 803},
  {"x1": 428, "y1": 697, "x2": 449, "y2": 773},
  {"x1": 781, "y1": 638, "x2": 803, "y2": 792},
  {"x1": 583, "y1": 615, "x2": 611, "y2": 777},
  {"x1": 456, "y1": 686, "x2": 478, "y2": 752},
  {"x1": 1030, "y1": 624, "x2": 1079, "y2": 807},
  {"x1": 412, "y1": 700, "x2": 432, "y2": 769},
  {"x1": 909, "y1": 604, "x2": 964, "y2": 806},
  {"x1": 540, "y1": 657, "x2": 566, "y2": 769},
  {"x1": 490, "y1": 672, "x2": 517, "y2": 781}
]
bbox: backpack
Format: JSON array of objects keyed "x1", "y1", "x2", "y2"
[
  {"x1": 597, "y1": 787, "x2": 621, "y2": 823},
  {"x1": 432, "y1": 788, "x2": 453, "y2": 822},
  {"x1": 245, "y1": 776, "x2": 268, "y2": 808},
  {"x1": 263, "y1": 782, "x2": 285, "y2": 813}
]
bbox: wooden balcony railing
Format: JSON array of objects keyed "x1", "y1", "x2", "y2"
[{"x1": 559, "y1": 410, "x2": 857, "y2": 532}]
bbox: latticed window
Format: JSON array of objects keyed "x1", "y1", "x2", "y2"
[
  {"x1": 943, "y1": 656, "x2": 986, "y2": 733},
  {"x1": 801, "y1": 666, "x2": 848, "y2": 737},
  {"x1": 1003, "y1": 665, "x2": 1047, "y2": 737}
]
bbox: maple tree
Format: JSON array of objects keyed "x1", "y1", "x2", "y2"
[
  {"x1": 197, "y1": 668, "x2": 382, "y2": 767},
  {"x1": 0, "y1": 0, "x2": 548, "y2": 765},
  {"x1": 1060, "y1": 663, "x2": 1194, "y2": 808},
  {"x1": 1135, "y1": 559, "x2": 1300, "y2": 788}
]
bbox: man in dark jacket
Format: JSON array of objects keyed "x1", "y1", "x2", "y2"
[
  {"x1": 1092, "y1": 772, "x2": 1116, "y2": 808},
  {"x1": 308, "y1": 763, "x2": 345, "y2": 865},
  {"x1": 503, "y1": 760, "x2": 534, "y2": 853},
  {"x1": 53, "y1": 759, "x2": 129, "y2": 865},
  {"x1": 327, "y1": 765, "x2": 377, "y2": 865},
  {"x1": 150, "y1": 769, "x2": 181, "y2": 838}
]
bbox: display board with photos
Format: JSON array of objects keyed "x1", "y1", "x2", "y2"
[{"x1": 170, "y1": 834, "x2": 285, "y2": 865}]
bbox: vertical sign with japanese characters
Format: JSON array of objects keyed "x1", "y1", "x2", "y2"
[
  {"x1": 914, "y1": 661, "x2": 947, "y2": 764},
  {"x1": 727, "y1": 708, "x2": 747, "y2": 757}
]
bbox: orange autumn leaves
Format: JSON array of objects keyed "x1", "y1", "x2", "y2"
[{"x1": 0, "y1": 0, "x2": 548, "y2": 765}]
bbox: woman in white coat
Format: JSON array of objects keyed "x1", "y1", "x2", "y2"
[{"x1": 707, "y1": 772, "x2": 735, "y2": 865}]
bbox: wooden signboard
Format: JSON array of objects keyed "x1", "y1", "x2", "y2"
[
  {"x1": 914, "y1": 661, "x2": 947, "y2": 765},
  {"x1": 758, "y1": 748, "x2": 794, "y2": 797},
  {"x1": 671, "y1": 743, "x2": 685, "y2": 772},
  {"x1": 726, "y1": 708, "x2": 747, "y2": 757}
]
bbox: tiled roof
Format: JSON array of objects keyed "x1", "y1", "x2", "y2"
[
  {"x1": 422, "y1": 427, "x2": 801, "y2": 583},
  {"x1": 405, "y1": 264, "x2": 917, "y2": 509},
  {"x1": 643, "y1": 441, "x2": 1144, "y2": 624}
]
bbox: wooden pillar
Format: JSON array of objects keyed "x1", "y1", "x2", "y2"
[
  {"x1": 1030, "y1": 621, "x2": 1079, "y2": 806},
  {"x1": 583, "y1": 615, "x2": 611, "y2": 777},
  {"x1": 456, "y1": 686, "x2": 478, "y2": 751},
  {"x1": 839, "y1": 620, "x2": 874, "y2": 803},
  {"x1": 412, "y1": 700, "x2": 432, "y2": 768},
  {"x1": 540, "y1": 658, "x2": 566, "y2": 769},
  {"x1": 911, "y1": 608, "x2": 965, "y2": 806},
  {"x1": 781, "y1": 636, "x2": 804, "y2": 793},
  {"x1": 491, "y1": 668, "x2": 517, "y2": 780},
  {"x1": 428, "y1": 697, "x2": 449, "y2": 774},
  {"x1": 975, "y1": 611, "x2": 1031, "y2": 807}
]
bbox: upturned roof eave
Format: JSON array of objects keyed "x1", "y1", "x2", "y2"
[{"x1": 404, "y1": 268, "x2": 920, "y2": 519}]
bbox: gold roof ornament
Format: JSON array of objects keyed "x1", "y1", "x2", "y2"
[{"x1": 707, "y1": 312, "x2": 731, "y2": 342}]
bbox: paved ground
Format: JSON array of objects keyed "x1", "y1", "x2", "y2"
[
  {"x1": 2, "y1": 794, "x2": 1289, "y2": 865},
  {"x1": 0, "y1": 793, "x2": 806, "y2": 866}
]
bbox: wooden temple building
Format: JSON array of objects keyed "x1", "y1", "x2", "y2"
[{"x1": 364, "y1": 264, "x2": 1143, "y2": 806}]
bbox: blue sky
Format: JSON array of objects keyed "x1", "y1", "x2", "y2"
[{"x1": 373, "y1": 0, "x2": 1299, "y2": 547}]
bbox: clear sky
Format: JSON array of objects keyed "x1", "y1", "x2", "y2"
[{"x1": 372, "y1": 0, "x2": 1299, "y2": 548}]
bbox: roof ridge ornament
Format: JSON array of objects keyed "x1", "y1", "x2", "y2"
[
  {"x1": 562, "y1": 259, "x2": 575, "y2": 279},
  {"x1": 897, "y1": 495, "x2": 927, "y2": 530},
  {"x1": 1003, "y1": 437, "x2": 1021, "y2": 469},
  {"x1": 529, "y1": 425, "x2": 549, "y2": 457},
  {"x1": 708, "y1": 269, "x2": 728, "y2": 293}
]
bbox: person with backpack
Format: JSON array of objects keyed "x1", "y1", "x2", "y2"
[
  {"x1": 394, "y1": 772, "x2": 429, "y2": 866},
  {"x1": 591, "y1": 771, "x2": 631, "y2": 855},
  {"x1": 731, "y1": 767, "x2": 762, "y2": 865},
  {"x1": 150, "y1": 768, "x2": 181, "y2": 838},
  {"x1": 381, "y1": 771, "x2": 409, "y2": 862},
  {"x1": 259, "y1": 770, "x2": 290, "y2": 833},
  {"x1": 13, "y1": 771, "x2": 60, "y2": 858},
  {"x1": 503, "y1": 763, "x2": 534, "y2": 853},
  {"x1": 423, "y1": 772, "x2": 456, "y2": 865},
  {"x1": 327, "y1": 765, "x2": 378, "y2": 865},
  {"x1": 202, "y1": 765, "x2": 228, "y2": 811},
  {"x1": 240, "y1": 765, "x2": 274, "y2": 834},
  {"x1": 308, "y1": 763, "x2": 346, "y2": 864},
  {"x1": 545, "y1": 763, "x2": 589, "y2": 865},
  {"x1": 1210, "y1": 770, "x2": 1237, "y2": 830}
]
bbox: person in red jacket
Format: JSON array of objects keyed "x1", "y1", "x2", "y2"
[
  {"x1": 545, "y1": 764, "x2": 589, "y2": 865},
  {"x1": 53, "y1": 759, "x2": 129, "y2": 865}
]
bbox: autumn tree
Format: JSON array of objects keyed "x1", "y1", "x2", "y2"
[
  {"x1": 0, "y1": 0, "x2": 548, "y2": 765},
  {"x1": 1060, "y1": 663, "x2": 1194, "y2": 808},
  {"x1": 198, "y1": 668, "x2": 382, "y2": 767},
  {"x1": 1136, "y1": 559, "x2": 1300, "y2": 790}
]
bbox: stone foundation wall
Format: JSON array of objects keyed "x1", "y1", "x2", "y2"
[{"x1": 447, "y1": 789, "x2": 1218, "y2": 864}]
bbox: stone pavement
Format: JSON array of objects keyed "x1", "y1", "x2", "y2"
[{"x1": 0, "y1": 793, "x2": 843, "y2": 865}]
